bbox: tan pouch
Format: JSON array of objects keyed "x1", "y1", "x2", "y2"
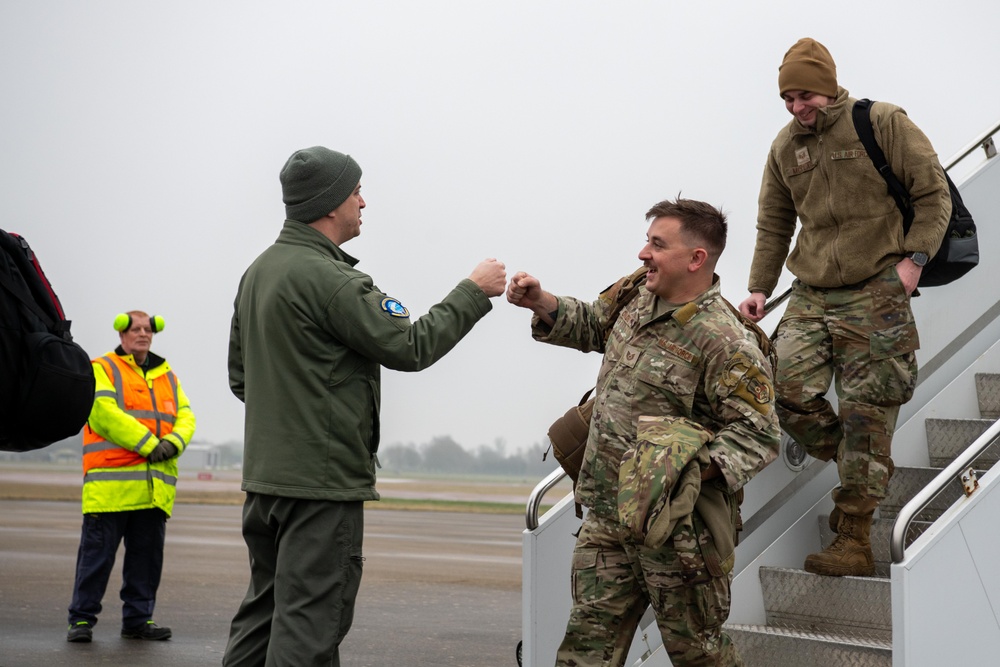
[{"x1": 547, "y1": 389, "x2": 594, "y2": 484}]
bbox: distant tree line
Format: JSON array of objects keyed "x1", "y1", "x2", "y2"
[
  {"x1": 2, "y1": 433, "x2": 561, "y2": 479},
  {"x1": 1, "y1": 436, "x2": 245, "y2": 468},
  {"x1": 378, "y1": 436, "x2": 560, "y2": 478}
]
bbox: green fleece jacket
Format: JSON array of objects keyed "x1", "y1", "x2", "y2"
[
  {"x1": 749, "y1": 88, "x2": 951, "y2": 295},
  {"x1": 229, "y1": 221, "x2": 493, "y2": 501}
]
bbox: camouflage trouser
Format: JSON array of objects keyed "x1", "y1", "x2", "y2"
[
  {"x1": 556, "y1": 512, "x2": 741, "y2": 667},
  {"x1": 774, "y1": 266, "x2": 918, "y2": 515}
]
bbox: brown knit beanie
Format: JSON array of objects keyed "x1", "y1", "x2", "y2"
[
  {"x1": 280, "y1": 146, "x2": 362, "y2": 223},
  {"x1": 778, "y1": 38, "x2": 837, "y2": 98}
]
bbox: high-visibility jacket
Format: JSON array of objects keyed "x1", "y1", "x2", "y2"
[{"x1": 81, "y1": 348, "x2": 196, "y2": 516}]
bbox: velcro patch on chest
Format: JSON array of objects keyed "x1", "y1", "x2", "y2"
[
  {"x1": 831, "y1": 149, "x2": 867, "y2": 160},
  {"x1": 620, "y1": 345, "x2": 642, "y2": 368},
  {"x1": 657, "y1": 338, "x2": 696, "y2": 363}
]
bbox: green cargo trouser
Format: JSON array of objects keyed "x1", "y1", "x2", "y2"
[
  {"x1": 556, "y1": 511, "x2": 741, "y2": 667},
  {"x1": 775, "y1": 266, "x2": 918, "y2": 515},
  {"x1": 223, "y1": 494, "x2": 364, "y2": 667}
]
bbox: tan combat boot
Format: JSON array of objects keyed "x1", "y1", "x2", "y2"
[
  {"x1": 804, "y1": 511, "x2": 875, "y2": 577},
  {"x1": 827, "y1": 505, "x2": 843, "y2": 533}
]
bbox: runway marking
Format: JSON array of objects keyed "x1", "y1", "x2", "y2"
[
  {"x1": 364, "y1": 532, "x2": 520, "y2": 548},
  {"x1": 364, "y1": 550, "x2": 521, "y2": 566}
]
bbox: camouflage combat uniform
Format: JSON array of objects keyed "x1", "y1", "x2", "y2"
[
  {"x1": 533, "y1": 277, "x2": 780, "y2": 667},
  {"x1": 749, "y1": 89, "x2": 950, "y2": 516}
]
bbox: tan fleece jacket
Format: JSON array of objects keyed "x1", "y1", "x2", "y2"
[{"x1": 748, "y1": 88, "x2": 951, "y2": 295}]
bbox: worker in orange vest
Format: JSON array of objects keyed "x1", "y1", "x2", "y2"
[{"x1": 66, "y1": 310, "x2": 195, "y2": 643}]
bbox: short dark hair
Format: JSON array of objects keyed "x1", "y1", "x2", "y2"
[{"x1": 645, "y1": 197, "x2": 727, "y2": 261}]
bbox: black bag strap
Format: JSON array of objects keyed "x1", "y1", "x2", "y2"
[
  {"x1": 0, "y1": 235, "x2": 61, "y2": 334},
  {"x1": 851, "y1": 98, "x2": 915, "y2": 234},
  {"x1": 0, "y1": 264, "x2": 58, "y2": 331}
]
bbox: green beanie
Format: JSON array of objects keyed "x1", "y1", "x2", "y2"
[
  {"x1": 778, "y1": 37, "x2": 837, "y2": 98},
  {"x1": 280, "y1": 146, "x2": 362, "y2": 223}
]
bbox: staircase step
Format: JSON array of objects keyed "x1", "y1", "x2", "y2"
[
  {"x1": 759, "y1": 567, "x2": 891, "y2": 642},
  {"x1": 879, "y1": 466, "x2": 963, "y2": 520},
  {"x1": 727, "y1": 623, "x2": 891, "y2": 667},
  {"x1": 925, "y1": 417, "x2": 999, "y2": 467},
  {"x1": 976, "y1": 373, "x2": 1000, "y2": 419}
]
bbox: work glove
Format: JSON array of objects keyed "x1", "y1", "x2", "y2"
[{"x1": 147, "y1": 440, "x2": 178, "y2": 463}]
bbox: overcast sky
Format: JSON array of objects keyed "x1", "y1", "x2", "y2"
[{"x1": 3, "y1": 1, "x2": 998, "y2": 455}]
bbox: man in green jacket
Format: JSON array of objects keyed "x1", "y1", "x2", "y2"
[
  {"x1": 739, "y1": 38, "x2": 951, "y2": 577},
  {"x1": 223, "y1": 146, "x2": 507, "y2": 667}
]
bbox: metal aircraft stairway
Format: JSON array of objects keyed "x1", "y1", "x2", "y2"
[{"x1": 726, "y1": 373, "x2": 1000, "y2": 665}]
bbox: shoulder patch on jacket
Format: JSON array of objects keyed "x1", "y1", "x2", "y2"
[
  {"x1": 380, "y1": 298, "x2": 410, "y2": 318},
  {"x1": 721, "y1": 351, "x2": 773, "y2": 415}
]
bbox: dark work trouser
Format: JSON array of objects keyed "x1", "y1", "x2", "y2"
[
  {"x1": 67, "y1": 508, "x2": 167, "y2": 629},
  {"x1": 223, "y1": 494, "x2": 365, "y2": 667}
]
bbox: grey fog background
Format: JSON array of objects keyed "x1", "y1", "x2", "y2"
[{"x1": 3, "y1": 1, "x2": 998, "y2": 455}]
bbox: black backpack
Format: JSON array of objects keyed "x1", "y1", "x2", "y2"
[
  {"x1": 0, "y1": 229, "x2": 95, "y2": 452},
  {"x1": 852, "y1": 98, "x2": 979, "y2": 287}
]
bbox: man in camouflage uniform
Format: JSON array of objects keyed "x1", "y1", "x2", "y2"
[
  {"x1": 739, "y1": 38, "x2": 950, "y2": 576},
  {"x1": 509, "y1": 198, "x2": 780, "y2": 667}
]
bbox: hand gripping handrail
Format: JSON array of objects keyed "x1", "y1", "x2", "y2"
[
  {"x1": 524, "y1": 286, "x2": 793, "y2": 530},
  {"x1": 890, "y1": 418, "x2": 1000, "y2": 562}
]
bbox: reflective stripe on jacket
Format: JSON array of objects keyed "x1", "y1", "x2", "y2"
[{"x1": 81, "y1": 350, "x2": 196, "y2": 515}]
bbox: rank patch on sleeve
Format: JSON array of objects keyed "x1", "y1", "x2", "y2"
[{"x1": 381, "y1": 298, "x2": 410, "y2": 318}]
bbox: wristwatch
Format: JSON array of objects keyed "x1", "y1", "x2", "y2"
[{"x1": 908, "y1": 252, "x2": 929, "y2": 267}]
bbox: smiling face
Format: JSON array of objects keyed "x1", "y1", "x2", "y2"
[
  {"x1": 783, "y1": 90, "x2": 832, "y2": 128},
  {"x1": 637, "y1": 216, "x2": 702, "y2": 301}
]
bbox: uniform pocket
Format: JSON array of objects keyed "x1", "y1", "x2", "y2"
[
  {"x1": 867, "y1": 323, "x2": 919, "y2": 405},
  {"x1": 570, "y1": 547, "x2": 602, "y2": 606},
  {"x1": 634, "y1": 354, "x2": 699, "y2": 415}
]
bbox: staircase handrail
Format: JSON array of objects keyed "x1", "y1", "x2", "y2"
[
  {"x1": 943, "y1": 121, "x2": 999, "y2": 172},
  {"x1": 524, "y1": 287, "x2": 793, "y2": 530},
  {"x1": 525, "y1": 468, "x2": 566, "y2": 530},
  {"x1": 890, "y1": 418, "x2": 1000, "y2": 562}
]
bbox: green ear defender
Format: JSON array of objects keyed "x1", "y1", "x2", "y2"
[{"x1": 113, "y1": 313, "x2": 165, "y2": 333}]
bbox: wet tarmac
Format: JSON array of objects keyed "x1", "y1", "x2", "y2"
[{"x1": 0, "y1": 500, "x2": 524, "y2": 667}]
